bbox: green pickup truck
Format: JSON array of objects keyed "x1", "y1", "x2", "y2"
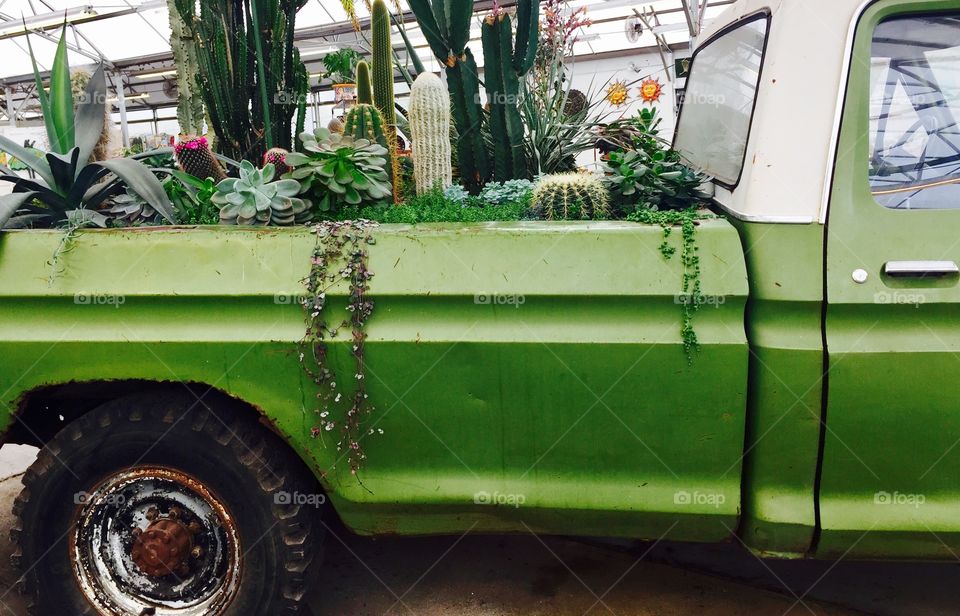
[{"x1": 2, "y1": 0, "x2": 959, "y2": 613}]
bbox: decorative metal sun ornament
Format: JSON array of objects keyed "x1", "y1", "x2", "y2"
[
  {"x1": 606, "y1": 81, "x2": 629, "y2": 106},
  {"x1": 639, "y1": 78, "x2": 664, "y2": 103}
]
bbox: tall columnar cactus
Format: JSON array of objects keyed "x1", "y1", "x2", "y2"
[
  {"x1": 167, "y1": 0, "x2": 204, "y2": 136},
  {"x1": 173, "y1": 0, "x2": 309, "y2": 162},
  {"x1": 409, "y1": 72, "x2": 452, "y2": 195},
  {"x1": 371, "y1": 0, "x2": 396, "y2": 130},
  {"x1": 344, "y1": 103, "x2": 388, "y2": 150},
  {"x1": 356, "y1": 60, "x2": 373, "y2": 105},
  {"x1": 408, "y1": 0, "x2": 489, "y2": 193},
  {"x1": 531, "y1": 173, "x2": 610, "y2": 220},
  {"x1": 371, "y1": 0, "x2": 402, "y2": 202},
  {"x1": 482, "y1": 1, "x2": 538, "y2": 182}
]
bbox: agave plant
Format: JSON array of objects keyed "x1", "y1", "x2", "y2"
[
  {"x1": 285, "y1": 128, "x2": 392, "y2": 214},
  {"x1": 0, "y1": 25, "x2": 173, "y2": 229},
  {"x1": 213, "y1": 160, "x2": 311, "y2": 226}
]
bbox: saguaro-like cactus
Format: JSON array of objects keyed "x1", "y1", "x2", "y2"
[
  {"x1": 344, "y1": 103, "x2": 388, "y2": 150},
  {"x1": 167, "y1": 0, "x2": 204, "y2": 135},
  {"x1": 173, "y1": 0, "x2": 308, "y2": 162},
  {"x1": 482, "y1": 1, "x2": 538, "y2": 181},
  {"x1": 409, "y1": 72, "x2": 452, "y2": 195},
  {"x1": 371, "y1": 0, "x2": 396, "y2": 129},
  {"x1": 356, "y1": 60, "x2": 373, "y2": 105},
  {"x1": 408, "y1": 0, "x2": 489, "y2": 193}
]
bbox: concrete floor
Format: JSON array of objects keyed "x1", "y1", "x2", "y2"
[{"x1": 0, "y1": 445, "x2": 950, "y2": 616}]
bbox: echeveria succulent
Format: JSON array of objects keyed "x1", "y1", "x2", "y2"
[
  {"x1": 285, "y1": 128, "x2": 392, "y2": 214},
  {"x1": 213, "y1": 160, "x2": 311, "y2": 226}
]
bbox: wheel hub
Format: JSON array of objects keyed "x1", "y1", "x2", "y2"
[
  {"x1": 70, "y1": 466, "x2": 241, "y2": 615},
  {"x1": 131, "y1": 515, "x2": 195, "y2": 578}
]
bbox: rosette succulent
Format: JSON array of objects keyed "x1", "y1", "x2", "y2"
[
  {"x1": 285, "y1": 128, "x2": 392, "y2": 214},
  {"x1": 213, "y1": 160, "x2": 311, "y2": 226}
]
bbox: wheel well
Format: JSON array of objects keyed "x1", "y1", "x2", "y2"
[{"x1": 7, "y1": 380, "x2": 293, "y2": 457}]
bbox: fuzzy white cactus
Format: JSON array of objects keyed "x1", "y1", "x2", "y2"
[{"x1": 409, "y1": 72, "x2": 453, "y2": 195}]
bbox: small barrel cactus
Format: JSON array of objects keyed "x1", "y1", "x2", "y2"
[
  {"x1": 531, "y1": 173, "x2": 610, "y2": 220},
  {"x1": 263, "y1": 147, "x2": 291, "y2": 177},
  {"x1": 174, "y1": 135, "x2": 227, "y2": 182},
  {"x1": 356, "y1": 60, "x2": 373, "y2": 105},
  {"x1": 409, "y1": 72, "x2": 452, "y2": 195},
  {"x1": 343, "y1": 103, "x2": 388, "y2": 149},
  {"x1": 213, "y1": 160, "x2": 311, "y2": 226}
]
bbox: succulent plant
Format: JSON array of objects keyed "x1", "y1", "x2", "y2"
[
  {"x1": 105, "y1": 191, "x2": 162, "y2": 225},
  {"x1": 263, "y1": 147, "x2": 291, "y2": 177},
  {"x1": 328, "y1": 117, "x2": 345, "y2": 134},
  {"x1": 174, "y1": 136, "x2": 227, "y2": 182},
  {"x1": 356, "y1": 60, "x2": 373, "y2": 105},
  {"x1": 343, "y1": 103, "x2": 388, "y2": 149},
  {"x1": 0, "y1": 26, "x2": 173, "y2": 229},
  {"x1": 409, "y1": 72, "x2": 452, "y2": 195},
  {"x1": 531, "y1": 172, "x2": 610, "y2": 220},
  {"x1": 213, "y1": 160, "x2": 311, "y2": 226},
  {"x1": 602, "y1": 149, "x2": 706, "y2": 214},
  {"x1": 481, "y1": 1, "x2": 539, "y2": 181},
  {"x1": 285, "y1": 128, "x2": 392, "y2": 214}
]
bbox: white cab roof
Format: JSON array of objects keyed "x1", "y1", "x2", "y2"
[{"x1": 698, "y1": 0, "x2": 871, "y2": 224}]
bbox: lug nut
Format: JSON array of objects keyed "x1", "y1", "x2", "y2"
[
  {"x1": 145, "y1": 507, "x2": 158, "y2": 521},
  {"x1": 191, "y1": 546, "x2": 204, "y2": 559},
  {"x1": 168, "y1": 507, "x2": 182, "y2": 520}
]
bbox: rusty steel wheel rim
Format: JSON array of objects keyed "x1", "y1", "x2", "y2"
[{"x1": 70, "y1": 466, "x2": 242, "y2": 615}]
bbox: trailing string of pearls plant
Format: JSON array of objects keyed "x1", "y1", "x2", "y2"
[{"x1": 299, "y1": 220, "x2": 380, "y2": 478}]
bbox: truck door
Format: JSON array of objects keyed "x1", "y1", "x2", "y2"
[{"x1": 820, "y1": 3, "x2": 960, "y2": 558}]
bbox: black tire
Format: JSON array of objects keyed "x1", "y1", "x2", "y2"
[{"x1": 10, "y1": 391, "x2": 324, "y2": 615}]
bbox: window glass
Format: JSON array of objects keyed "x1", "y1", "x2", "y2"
[
  {"x1": 869, "y1": 15, "x2": 960, "y2": 209},
  {"x1": 674, "y1": 17, "x2": 769, "y2": 186}
]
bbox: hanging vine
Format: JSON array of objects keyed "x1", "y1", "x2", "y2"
[
  {"x1": 299, "y1": 220, "x2": 380, "y2": 477},
  {"x1": 628, "y1": 207, "x2": 713, "y2": 363}
]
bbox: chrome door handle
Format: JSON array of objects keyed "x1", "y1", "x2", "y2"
[{"x1": 883, "y1": 260, "x2": 960, "y2": 277}]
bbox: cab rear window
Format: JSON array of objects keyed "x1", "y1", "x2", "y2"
[{"x1": 674, "y1": 16, "x2": 770, "y2": 187}]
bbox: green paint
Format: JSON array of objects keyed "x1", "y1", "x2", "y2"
[
  {"x1": 729, "y1": 219, "x2": 825, "y2": 557},
  {"x1": 818, "y1": 0, "x2": 960, "y2": 560},
  {"x1": 0, "y1": 221, "x2": 748, "y2": 541}
]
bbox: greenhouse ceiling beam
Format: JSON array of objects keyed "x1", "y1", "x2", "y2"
[
  {"x1": 0, "y1": 11, "x2": 106, "y2": 63},
  {"x1": 0, "y1": 0, "x2": 165, "y2": 42},
  {"x1": 36, "y1": 0, "x2": 110, "y2": 61}
]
